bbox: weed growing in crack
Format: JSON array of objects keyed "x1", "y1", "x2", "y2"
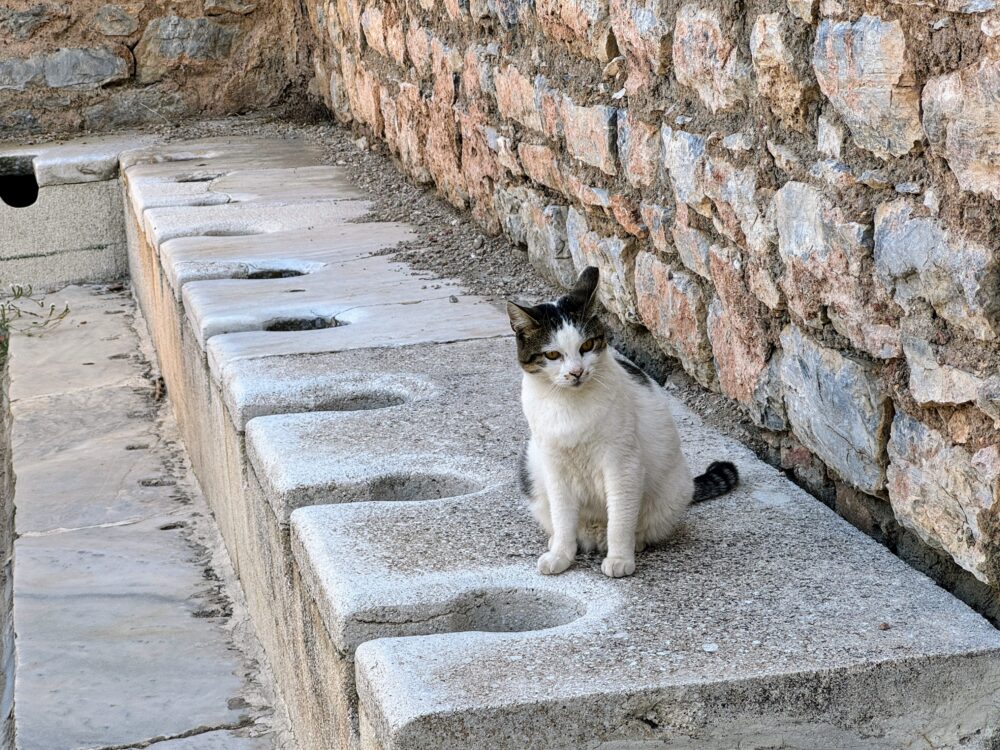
[{"x1": 0, "y1": 285, "x2": 70, "y2": 356}]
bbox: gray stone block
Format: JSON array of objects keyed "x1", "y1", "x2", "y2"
[
  {"x1": 0, "y1": 181, "x2": 127, "y2": 291},
  {"x1": 43, "y1": 47, "x2": 130, "y2": 89},
  {"x1": 779, "y1": 324, "x2": 891, "y2": 494},
  {"x1": 292, "y1": 395, "x2": 1000, "y2": 749}
]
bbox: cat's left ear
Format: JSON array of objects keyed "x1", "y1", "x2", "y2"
[
  {"x1": 567, "y1": 266, "x2": 600, "y2": 317},
  {"x1": 506, "y1": 301, "x2": 540, "y2": 334}
]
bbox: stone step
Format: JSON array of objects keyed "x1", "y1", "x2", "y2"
[{"x1": 44, "y1": 132, "x2": 999, "y2": 749}]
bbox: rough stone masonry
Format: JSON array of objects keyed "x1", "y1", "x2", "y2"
[
  {"x1": 0, "y1": 0, "x2": 309, "y2": 135},
  {"x1": 302, "y1": 0, "x2": 1000, "y2": 587}
]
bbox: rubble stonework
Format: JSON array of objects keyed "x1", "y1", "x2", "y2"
[
  {"x1": 303, "y1": 0, "x2": 1000, "y2": 581},
  {"x1": 0, "y1": 0, "x2": 301, "y2": 136}
]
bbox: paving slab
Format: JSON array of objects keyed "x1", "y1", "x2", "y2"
[
  {"x1": 9, "y1": 284, "x2": 279, "y2": 750},
  {"x1": 7, "y1": 285, "x2": 146, "y2": 402},
  {"x1": 291, "y1": 394, "x2": 1000, "y2": 749},
  {"x1": 15, "y1": 517, "x2": 252, "y2": 750},
  {"x1": 11, "y1": 386, "x2": 174, "y2": 535}
]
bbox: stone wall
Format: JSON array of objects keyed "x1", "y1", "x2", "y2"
[
  {"x1": 0, "y1": 0, "x2": 309, "y2": 137},
  {"x1": 305, "y1": 0, "x2": 1000, "y2": 584}
]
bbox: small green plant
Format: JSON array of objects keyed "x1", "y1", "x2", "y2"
[{"x1": 0, "y1": 285, "x2": 70, "y2": 356}]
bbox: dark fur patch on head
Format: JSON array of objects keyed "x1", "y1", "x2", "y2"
[{"x1": 507, "y1": 267, "x2": 607, "y2": 371}]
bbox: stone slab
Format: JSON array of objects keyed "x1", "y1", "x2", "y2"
[
  {"x1": 220, "y1": 338, "x2": 515, "y2": 429},
  {"x1": 206, "y1": 295, "x2": 511, "y2": 388},
  {"x1": 7, "y1": 285, "x2": 146, "y2": 402},
  {"x1": 153, "y1": 730, "x2": 273, "y2": 749},
  {"x1": 0, "y1": 181, "x2": 126, "y2": 290},
  {"x1": 11, "y1": 386, "x2": 176, "y2": 535},
  {"x1": 14, "y1": 517, "x2": 251, "y2": 750},
  {"x1": 291, "y1": 394, "x2": 1000, "y2": 749},
  {"x1": 209, "y1": 165, "x2": 367, "y2": 203},
  {"x1": 140, "y1": 199, "x2": 373, "y2": 248},
  {"x1": 0, "y1": 134, "x2": 155, "y2": 187},
  {"x1": 244, "y1": 339, "x2": 521, "y2": 520},
  {"x1": 182, "y1": 255, "x2": 460, "y2": 346},
  {"x1": 0, "y1": 246, "x2": 127, "y2": 294},
  {"x1": 160, "y1": 222, "x2": 415, "y2": 295},
  {"x1": 125, "y1": 164, "x2": 367, "y2": 214},
  {"x1": 119, "y1": 136, "x2": 327, "y2": 172},
  {"x1": 115, "y1": 134, "x2": 1000, "y2": 749},
  {"x1": 9, "y1": 283, "x2": 278, "y2": 750}
]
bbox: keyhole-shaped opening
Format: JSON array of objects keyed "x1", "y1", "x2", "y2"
[{"x1": 0, "y1": 156, "x2": 39, "y2": 209}]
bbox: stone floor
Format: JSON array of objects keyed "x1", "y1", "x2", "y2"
[{"x1": 8, "y1": 285, "x2": 286, "y2": 750}]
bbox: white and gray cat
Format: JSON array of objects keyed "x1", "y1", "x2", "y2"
[{"x1": 508, "y1": 266, "x2": 738, "y2": 578}]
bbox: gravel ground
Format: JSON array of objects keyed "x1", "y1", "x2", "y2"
[{"x1": 87, "y1": 106, "x2": 770, "y2": 461}]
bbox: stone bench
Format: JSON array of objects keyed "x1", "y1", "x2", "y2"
[{"x1": 6, "y1": 133, "x2": 1000, "y2": 749}]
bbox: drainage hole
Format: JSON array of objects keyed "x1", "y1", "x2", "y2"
[
  {"x1": 245, "y1": 269, "x2": 306, "y2": 280},
  {"x1": 0, "y1": 173, "x2": 39, "y2": 208},
  {"x1": 313, "y1": 392, "x2": 407, "y2": 412},
  {"x1": 447, "y1": 588, "x2": 586, "y2": 633},
  {"x1": 158, "y1": 522, "x2": 186, "y2": 531},
  {"x1": 363, "y1": 473, "x2": 480, "y2": 502},
  {"x1": 263, "y1": 316, "x2": 341, "y2": 332}
]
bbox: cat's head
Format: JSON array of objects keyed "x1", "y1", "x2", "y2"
[{"x1": 506, "y1": 267, "x2": 608, "y2": 390}]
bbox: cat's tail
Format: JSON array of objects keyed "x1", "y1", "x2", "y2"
[{"x1": 692, "y1": 461, "x2": 739, "y2": 503}]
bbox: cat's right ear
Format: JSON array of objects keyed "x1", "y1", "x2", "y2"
[
  {"x1": 568, "y1": 266, "x2": 600, "y2": 316},
  {"x1": 506, "y1": 301, "x2": 540, "y2": 334}
]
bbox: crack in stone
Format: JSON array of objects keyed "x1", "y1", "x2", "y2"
[{"x1": 85, "y1": 717, "x2": 255, "y2": 750}]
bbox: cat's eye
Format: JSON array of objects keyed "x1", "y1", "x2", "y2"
[
  {"x1": 580, "y1": 338, "x2": 596, "y2": 353},
  {"x1": 543, "y1": 350, "x2": 561, "y2": 360}
]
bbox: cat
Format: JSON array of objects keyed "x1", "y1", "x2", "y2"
[{"x1": 507, "y1": 266, "x2": 739, "y2": 578}]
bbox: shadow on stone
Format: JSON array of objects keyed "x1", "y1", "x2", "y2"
[
  {"x1": 262, "y1": 316, "x2": 341, "y2": 331},
  {"x1": 364, "y1": 473, "x2": 480, "y2": 502},
  {"x1": 435, "y1": 588, "x2": 585, "y2": 634}
]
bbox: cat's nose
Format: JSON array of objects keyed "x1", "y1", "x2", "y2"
[{"x1": 568, "y1": 368, "x2": 583, "y2": 380}]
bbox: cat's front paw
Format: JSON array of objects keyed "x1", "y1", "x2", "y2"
[
  {"x1": 537, "y1": 550, "x2": 574, "y2": 575},
  {"x1": 601, "y1": 555, "x2": 635, "y2": 578}
]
